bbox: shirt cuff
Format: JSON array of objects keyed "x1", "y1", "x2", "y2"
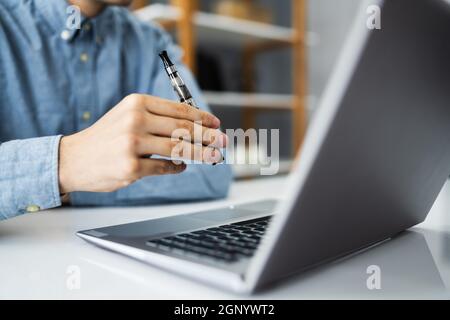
[{"x1": 0, "y1": 135, "x2": 63, "y2": 219}]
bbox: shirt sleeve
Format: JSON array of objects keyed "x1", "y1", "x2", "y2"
[
  {"x1": 69, "y1": 23, "x2": 233, "y2": 207},
  {"x1": 0, "y1": 136, "x2": 63, "y2": 220}
]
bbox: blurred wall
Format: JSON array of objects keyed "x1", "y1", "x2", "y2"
[
  {"x1": 256, "y1": 0, "x2": 360, "y2": 112},
  {"x1": 307, "y1": 0, "x2": 360, "y2": 107},
  {"x1": 252, "y1": 0, "x2": 361, "y2": 156}
]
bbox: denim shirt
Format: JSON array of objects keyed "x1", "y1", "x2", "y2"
[{"x1": 0, "y1": 0, "x2": 232, "y2": 220}]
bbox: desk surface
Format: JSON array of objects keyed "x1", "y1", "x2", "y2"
[{"x1": 1, "y1": 176, "x2": 450, "y2": 299}]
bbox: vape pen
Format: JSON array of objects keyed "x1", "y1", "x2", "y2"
[
  {"x1": 159, "y1": 50, "x2": 199, "y2": 109},
  {"x1": 159, "y1": 51, "x2": 225, "y2": 165}
]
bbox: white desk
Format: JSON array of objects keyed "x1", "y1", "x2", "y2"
[{"x1": 1, "y1": 176, "x2": 449, "y2": 299}]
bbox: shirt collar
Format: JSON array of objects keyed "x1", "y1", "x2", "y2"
[{"x1": 34, "y1": 0, "x2": 113, "y2": 43}]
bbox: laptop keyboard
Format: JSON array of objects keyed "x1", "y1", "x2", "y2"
[{"x1": 146, "y1": 216, "x2": 272, "y2": 263}]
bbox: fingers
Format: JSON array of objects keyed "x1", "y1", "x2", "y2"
[
  {"x1": 137, "y1": 159, "x2": 187, "y2": 177},
  {"x1": 119, "y1": 94, "x2": 225, "y2": 165},
  {"x1": 143, "y1": 113, "x2": 228, "y2": 148},
  {"x1": 137, "y1": 135, "x2": 223, "y2": 164},
  {"x1": 124, "y1": 94, "x2": 221, "y2": 129}
]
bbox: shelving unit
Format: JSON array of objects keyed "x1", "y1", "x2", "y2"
[
  {"x1": 132, "y1": 0, "x2": 308, "y2": 177},
  {"x1": 135, "y1": 4, "x2": 295, "y2": 47},
  {"x1": 232, "y1": 159, "x2": 293, "y2": 179},
  {"x1": 202, "y1": 92, "x2": 294, "y2": 110}
]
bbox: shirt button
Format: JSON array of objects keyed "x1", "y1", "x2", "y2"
[
  {"x1": 80, "y1": 53, "x2": 89, "y2": 63},
  {"x1": 26, "y1": 205, "x2": 41, "y2": 213},
  {"x1": 83, "y1": 23, "x2": 91, "y2": 31},
  {"x1": 61, "y1": 30, "x2": 71, "y2": 41},
  {"x1": 82, "y1": 111, "x2": 91, "y2": 121}
]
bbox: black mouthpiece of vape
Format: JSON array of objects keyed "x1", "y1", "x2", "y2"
[{"x1": 159, "y1": 50, "x2": 174, "y2": 69}]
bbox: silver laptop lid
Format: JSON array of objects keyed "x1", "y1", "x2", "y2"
[{"x1": 248, "y1": 0, "x2": 450, "y2": 291}]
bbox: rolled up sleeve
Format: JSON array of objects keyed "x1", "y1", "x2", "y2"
[{"x1": 0, "y1": 135, "x2": 63, "y2": 220}]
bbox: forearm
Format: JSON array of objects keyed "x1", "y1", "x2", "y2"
[
  {"x1": 70, "y1": 163, "x2": 233, "y2": 206},
  {"x1": 117, "y1": 162, "x2": 232, "y2": 203},
  {"x1": 0, "y1": 136, "x2": 63, "y2": 220}
]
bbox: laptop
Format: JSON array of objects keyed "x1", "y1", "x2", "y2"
[{"x1": 77, "y1": 0, "x2": 450, "y2": 293}]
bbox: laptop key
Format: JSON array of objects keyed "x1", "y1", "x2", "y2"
[
  {"x1": 217, "y1": 244, "x2": 237, "y2": 252},
  {"x1": 244, "y1": 243, "x2": 258, "y2": 250},
  {"x1": 173, "y1": 236, "x2": 188, "y2": 242},
  {"x1": 172, "y1": 241, "x2": 187, "y2": 248},
  {"x1": 146, "y1": 241, "x2": 159, "y2": 247},
  {"x1": 175, "y1": 234, "x2": 190, "y2": 239},
  {"x1": 230, "y1": 238, "x2": 257, "y2": 247},
  {"x1": 232, "y1": 226, "x2": 251, "y2": 231},
  {"x1": 216, "y1": 230, "x2": 233, "y2": 236},
  {"x1": 198, "y1": 241, "x2": 217, "y2": 249},
  {"x1": 192, "y1": 230, "x2": 208, "y2": 235},
  {"x1": 185, "y1": 238, "x2": 201, "y2": 245},
  {"x1": 184, "y1": 244, "x2": 208, "y2": 254},
  {"x1": 160, "y1": 238, "x2": 173, "y2": 245},
  {"x1": 206, "y1": 230, "x2": 221, "y2": 235},
  {"x1": 215, "y1": 233, "x2": 230, "y2": 239},
  {"x1": 220, "y1": 225, "x2": 235, "y2": 229},
  {"x1": 241, "y1": 237, "x2": 259, "y2": 244}
]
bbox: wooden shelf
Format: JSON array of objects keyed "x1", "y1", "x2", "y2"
[
  {"x1": 232, "y1": 159, "x2": 293, "y2": 179},
  {"x1": 134, "y1": 4, "x2": 295, "y2": 47},
  {"x1": 203, "y1": 92, "x2": 294, "y2": 110}
]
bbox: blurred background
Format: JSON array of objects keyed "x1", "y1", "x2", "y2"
[{"x1": 128, "y1": 0, "x2": 360, "y2": 178}]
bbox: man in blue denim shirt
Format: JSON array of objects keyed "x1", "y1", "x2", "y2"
[{"x1": 0, "y1": 0, "x2": 233, "y2": 220}]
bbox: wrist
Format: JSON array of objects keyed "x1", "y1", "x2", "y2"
[{"x1": 58, "y1": 134, "x2": 78, "y2": 194}]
